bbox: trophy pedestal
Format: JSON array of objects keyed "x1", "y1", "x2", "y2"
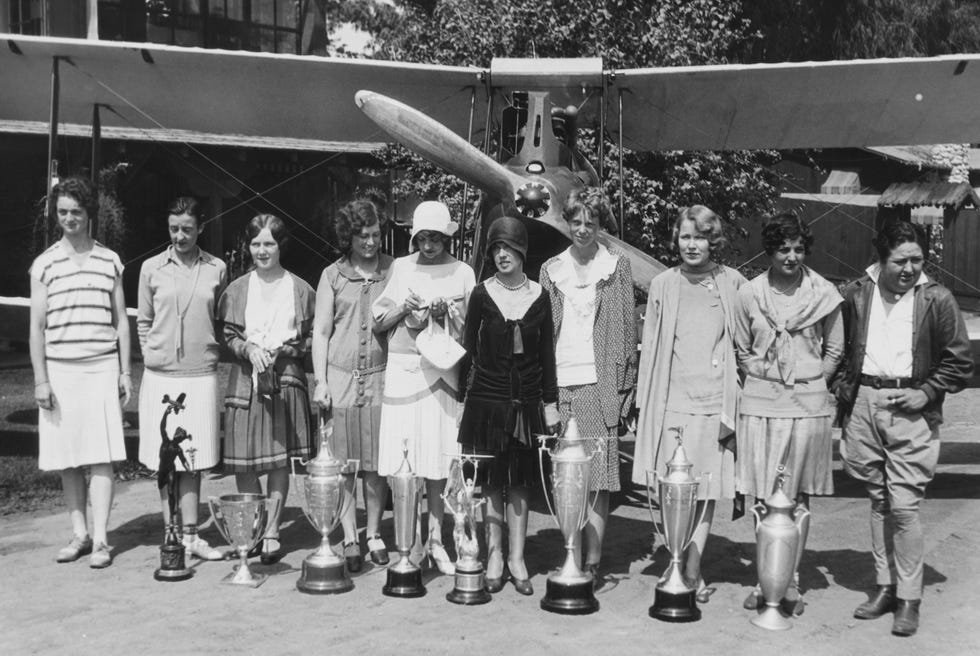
[
  {"x1": 222, "y1": 563, "x2": 269, "y2": 588},
  {"x1": 650, "y1": 587, "x2": 701, "y2": 622},
  {"x1": 446, "y1": 561, "x2": 491, "y2": 605},
  {"x1": 297, "y1": 555, "x2": 353, "y2": 595},
  {"x1": 751, "y1": 604, "x2": 792, "y2": 631},
  {"x1": 154, "y1": 543, "x2": 193, "y2": 582},
  {"x1": 540, "y1": 577, "x2": 599, "y2": 615},
  {"x1": 383, "y1": 560, "x2": 426, "y2": 598}
]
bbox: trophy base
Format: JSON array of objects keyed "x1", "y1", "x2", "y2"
[
  {"x1": 382, "y1": 567, "x2": 426, "y2": 598},
  {"x1": 540, "y1": 577, "x2": 599, "y2": 615},
  {"x1": 222, "y1": 565, "x2": 268, "y2": 588},
  {"x1": 297, "y1": 558, "x2": 354, "y2": 595},
  {"x1": 751, "y1": 604, "x2": 792, "y2": 631},
  {"x1": 154, "y1": 544, "x2": 193, "y2": 582},
  {"x1": 446, "y1": 565, "x2": 491, "y2": 605},
  {"x1": 650, "y1": 588, "x2": 701, "y2": 623}
]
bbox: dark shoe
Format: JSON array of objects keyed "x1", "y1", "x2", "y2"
[
  {"x1": 586, "y1": 563, "x2": 601, "y2": 591},
  {"x1": 743, "y1": 585, "x2": 764, "y2": 611},
  {"x1": 509, "y1": 570, "x2": 534, "y2": 596},
  {"x1": 260, "y1": 537, "x2": 284, "y2": 565},
  {"x1": 485, "y1": 565, "x2": 507, "y2": 594},
  {"x1": 780, "y1": 581, "x2": 805, "y2": 617},
  {"x1": 695, "y1": 579, "x2": 716, "y2": 604},
  {"x1": 892, "y1": 599, "x2": 920, "y2": 637},
  {"x1": 367, "y1": 534, "x2": 389, "y2": 566},
  {"x1": 854, "y1": 585, "x2": 897, "y2": 620},
  {"x1": 344, "y1": 541, "x2": 363, "y2": 573}
]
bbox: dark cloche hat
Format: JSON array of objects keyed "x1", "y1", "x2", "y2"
[{"x1": 485, "y1": 215, "x2": 528, "y2": 260}]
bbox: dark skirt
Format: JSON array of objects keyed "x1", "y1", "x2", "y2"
[{"x1": 458, "y1": 396, "x2": 546, "y2": 488}]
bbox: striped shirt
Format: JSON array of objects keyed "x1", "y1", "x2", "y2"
[{"x1": 30, "y1": 241, "x2": 123, "y2": 362}]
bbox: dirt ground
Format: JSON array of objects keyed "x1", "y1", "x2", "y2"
[{"x1": 1, "y1": 372, "x2": 979, "y2": 655}]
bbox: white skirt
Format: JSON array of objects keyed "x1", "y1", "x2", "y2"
[
  {"x1": 38, "y1": 356, "x2": 126, "y2": 471},
  {"x1": 138, "y1": 369, "x2": 220, "y2": 471}
]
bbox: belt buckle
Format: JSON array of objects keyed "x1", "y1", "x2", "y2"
[
  {"x1": 352, "y1": 368, "x2": 361, "y2": 381},
  {"x1": 870, "y1": 376, "x2": 884, "y2": 389}
]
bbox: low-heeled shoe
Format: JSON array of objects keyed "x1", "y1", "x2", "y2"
[
  {"x1": 854, "y1": 585, "x2": 897, "y2": 620},
  {"x1": 509, "y1": 571, "x2": 534, "y2": 596},
  {"x1": 260, "y1": 538, "x2": 284, "y2": 565},
  {"x1": 344, "y1": 542, "x2": 364, "y2": 573},
  {"x1": 892, "y1": 599, "x2": 921, "y2": 637}
]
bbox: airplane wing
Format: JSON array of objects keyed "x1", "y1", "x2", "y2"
[{"x1": 0, "y1": 34, "x2": 484, "y2": 151}]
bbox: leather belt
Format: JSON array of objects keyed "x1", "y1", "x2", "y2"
[
  {"x1": 352, "y1": 364, "x2": 387, "y2": 380},
  {"x1": 859, "y1": 374, "x2": 917, "y2": 389}
]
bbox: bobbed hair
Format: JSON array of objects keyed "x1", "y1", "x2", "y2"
[
  {"x1": 245, "y1": 213, "x2": 290, "y2": 253},
  {"x1": 874, "y1": 220, "x2": 927, "y2": 262},
  {"x1": 51, "y1": 176, "x2": 98, "y2": 220},
  {"x1": 761, "y1": 212, "x2": 813, "y2": 256},
  {"x1": 167, "y1": 196, "x2": 204, "y2": 225},
  {"x1": 671, "y1": 205, "x2": 726, "y2": 255},
  {"x1": 562, "y1": 187, "x2": 617, "y2": 233},
  {"x1": 334, "y1": 199, "x2": 386, "y2": 252}
]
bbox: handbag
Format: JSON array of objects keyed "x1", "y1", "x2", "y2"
[
  {"x1": 256, "y1": 365, "x2": 281, "y2": 396},
  {"x1": 416, "y1": 312, "x2": 466, "y2": 371}
]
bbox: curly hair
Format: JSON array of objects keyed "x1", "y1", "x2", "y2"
[
  {"x1": 166, "y1": 196, "x2": 204, "y2": 225},
  {"x1": 761, "y1": 212, "x2": 813, "y2": 256},
  {"x1": 333, "y1": 199, "x2": 386, "y2": 252},
  {"x1": 671, "y1": 205, "x2": 726, "y2": 255},
  {"x1": 245, "y1": 213, "x2": 290, "y2": 253},
  {"x1": 874, "y1": 220, "x2": 927, "y2": 262},
  {"x1": 562, "y1": 187, "x2": 617, "y2": 233},
  {"x1": 51, "y1": 176, "x2": 98, "y2": 220}
]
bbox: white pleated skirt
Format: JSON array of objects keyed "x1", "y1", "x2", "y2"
[
  {"x1": 38, "y1": 356, "x2": 126, "y2": 471},
  {"x1": 138, "y1": 369, "x2": 220, "y2": 471}
]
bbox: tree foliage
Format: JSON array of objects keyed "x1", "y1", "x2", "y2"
[{"x1": 348, "y1": 0, "x2": 780, "y2": 265}]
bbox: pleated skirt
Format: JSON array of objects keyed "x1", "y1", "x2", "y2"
[
  {"x1": 558, "y1": 384, "x2": 620, "y2": 492},
  {"x1": 736, "y1": 414, "x2": 834, "y2": 499},
  {"x1": 328, "y1": 404, "x2": 382, "y2": 473},
  {"x1": 38, "y1": 356, "x2": 126, "y2": 471},
  {"x1": 377, "y1": 381, "x2": 460, "y2": 480},
  {"x1": 138, "y1": 369, "x2": 220, "y2": 471},
  {"x1": 222, "y1": 375, "x2": 313, "y2": 473},
  {"x1": 649, "y1": 411, "x2": 736, "y2": 500}
]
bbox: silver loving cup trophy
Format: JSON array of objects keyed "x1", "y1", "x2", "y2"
[
  {"x1": 645, "y1": 429, "x2": 711, "y2": 622},
  {"x1": 538, "y1": 417, "x2": 605, "y2": 615},
  {"x1": 750, "y1": 465, "x2": 811, "y2": 631},
  {"x1": 209, "y1": 493, "x2": 281, "y2": 588},
  {"x1": 382, "y1": 439, "x2": 426, "y2": 598},
  {"x1": 442, "y1": 454, "x2": 493, "y2": 605},
  {"x1": 290, "y1": 417, "x2": 359, "y2": 594}
]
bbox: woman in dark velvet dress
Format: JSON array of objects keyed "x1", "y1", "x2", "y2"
[{"x1": 458, "y1": 215, "x2": 560, "y2": 596}]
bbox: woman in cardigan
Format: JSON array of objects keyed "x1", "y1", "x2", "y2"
[
  {"x1": 137, "y1": 196, "x2": 227, "y2": 561},
  {"x1": 540, "y1": 188, "x2": 638, "y2": 585},
  {"x1": 458, "y1": 215, "x2": 560, "y2": 595},
  {"x1": 734, "y1": 212, "x2": 843, "y2": 615},
  {"x1": 632, "y1": 205, "x2": 746, "y2": 601},
  {"x1": 218, "y1": 214, "x2": 315, "y2": 564}
]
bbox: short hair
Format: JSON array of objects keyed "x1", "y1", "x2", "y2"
[
  {"x1": 334, "y1": 199, "x2": 386, "y2": 252},
  {"x1": 411, "y1": 230, "x2": 452, "y2": 251},
  {"x1": 761, "y1": 212, "x2": 813, "y2": 256},
  {"x1": 166, "y1": 196, "x2": 204, "y2": 225},
  {"x1": 245, "y1": 213, "x2": 290, "y2": 253},
  {"x1": 671, "y1": 205, "x2": 726, "y2": 254},
  {"x1": 562, "y1": 187, "x2": 617, "y2": 233},
  {"x1": 51, "y1": 176, "x2": 98, "y2": 220},
  {"x1": 874, "y1": 220, "x2": 927, "y2": 262}
]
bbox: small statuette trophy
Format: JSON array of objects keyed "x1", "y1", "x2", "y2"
[
  {"x1": 382, "y1": 439, "x2": 426, "y2": 598},
  {"x1": 645, "y1": 429, "x2": 711, "y2": 622},
  {"x1": 443, "y1": 455, "x2": 492, "y2": 605},
  {"x1": 538, "y1": 417, "x2": 603, "y2": 615},
  {"x1": 750, "y1": 465, "x2": 810, "y2": 631},
  {"x1": 154, "y1": 393, "x2": 193, "y2": 582},
  {"x1": 290, "y1": 416, "x2": 359, "y2": 594},
  {"x1": 209, "y1": 493, "x2": 280, "y2": 588}
]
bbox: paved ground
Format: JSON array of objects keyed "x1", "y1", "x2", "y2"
[{"x1": 1, "y1": 360, "x2": 979, "y2": 655}]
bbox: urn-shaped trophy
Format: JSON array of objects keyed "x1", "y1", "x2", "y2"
[
  {"x1": 443, "y1": 455, "x2": 492, "y2": 605},
  {"x1": 209, "y1": 493, "x2": 280, "y2": 588},
  {"x1": 290, "y1": 417, "x2": 359, "y2": 594},
  {"x1": 382, "y1": 440, "x2": 426, "y2": 598},
  {"x1": 645, "y1": 431, "x2": 711, "y2": 622},
  {"x1": 750, "y1": 466, "x2": 810, "y2": 631},
  {"x1": 538, "y1": 417, "x2": 603, "y2": 615}
]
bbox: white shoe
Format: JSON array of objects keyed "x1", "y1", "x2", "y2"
[{"x1": 183, "y1": 535, "x2": 223, "y2": 561}]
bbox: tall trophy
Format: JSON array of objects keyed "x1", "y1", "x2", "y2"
[
  {"x1": 209, "y1": 493, "x2": 280, "y2": 588},
  {"x1": 443, "y1": 455, "x2": 492, "y2": 605},
  {"x1": 750, "y1": 465, "x2": 810, "y2": 631},
  {"x1": 382, "y1": 440, "x2": 426, "y2": 598},
  {"x1": 154, "y1": 393, "x2": 193, "y2": 582},
  {"x1": 290, "y1": 416, "x2": 359, "y2": 594},
  {"x1": 644, "y1": 430, "x2": 711, "y2": 622},
  {"x1": 538, "y1": 417, "x2": 603, "y2": 615}
]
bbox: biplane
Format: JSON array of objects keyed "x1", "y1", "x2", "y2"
[{"x1": 2, "y1": 34, "x2": 980, "y2": 362}]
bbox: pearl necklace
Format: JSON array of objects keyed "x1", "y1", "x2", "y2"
[{"x1": 494, "y1": 273, "x2": 528, "y2": 291}]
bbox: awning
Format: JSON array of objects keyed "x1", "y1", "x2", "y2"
[
  {"x1": 878, "y1": 181, "x2": 980, "y2": 208},
  {"x1": 820, "y1": 170, "x2": 861, "y2": 195}
]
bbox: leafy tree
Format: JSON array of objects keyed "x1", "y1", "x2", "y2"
[{"x1": 351, "y1": 0, "x2": 780, "y2": 265}]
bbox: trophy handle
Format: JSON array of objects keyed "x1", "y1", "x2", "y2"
[
  {"x1": 257, "y1": 496, "x2": 283, "y2": 544},
  {"x1": 537, "y1": 438, "x2": 561, "y2": 531},
  {"x1": 337, "y1": 459, "x2": 361, "y2": 522},
  {"x1": 207, "y1": 496, "x2": 233, "y2": 546},
  {"x1": 681, "y1": 473, "x2": 713, "y2": 553},
  {"x1": 582, "y1": 437, "x2": 608, "y2": 525},
  {"x1": 750, "y1": 502, "x2": 767, "y2": 534},
  {"x1": 644, "y1": 471, "x2": 668, "y2": 548}
]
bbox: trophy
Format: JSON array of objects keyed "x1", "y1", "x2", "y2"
[
  {"x1": 290, "y1": 416, "x2": 359, "y2": 594},
  {"x1": 209, "y1": 493, "x2": 280, "y2": 588},
  {"x1": 645, "y1": 429, "x2": 711, "y2": 622},
  {"x1": 154, "y1": 393, "x2": 193, "y2": 582},
  {"x1": 750, "y1": 466, "x2": 810, "y2": 631},
  {"x1": 443, "y1": 455, "x2": 492, "y2": 605},
  {"x1": 538, "y1": 417, "x2": 604, "y2": 615},
  {"x1": 382, "y1": 440, "x2": 426, "y2": 598}
]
